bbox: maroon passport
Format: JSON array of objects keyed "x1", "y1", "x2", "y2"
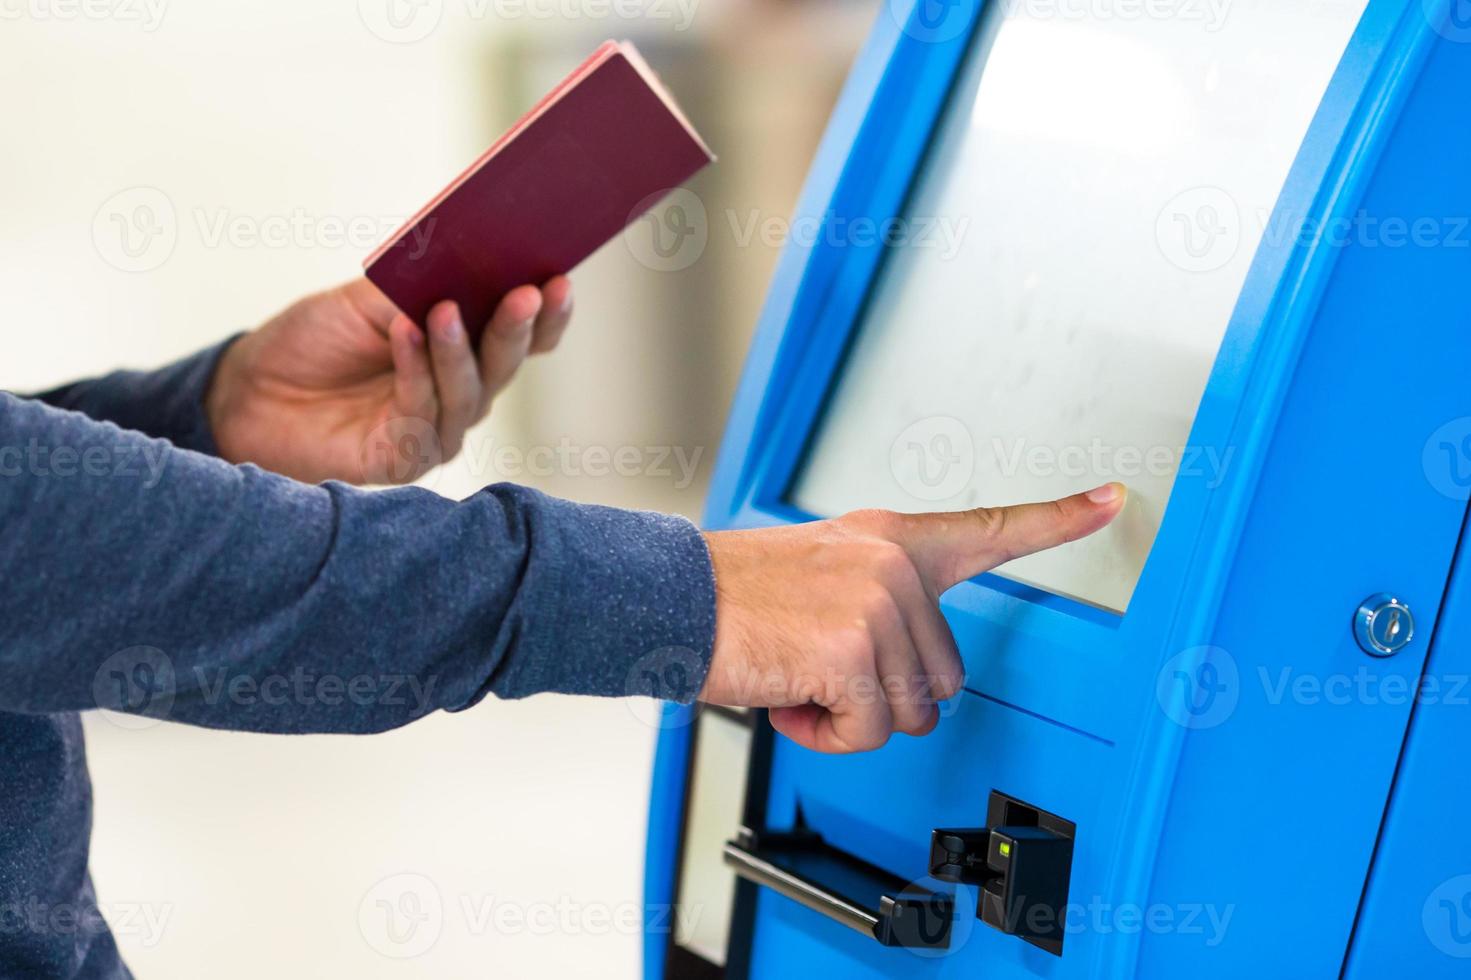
[{"x1": 365, "y1": 40, "x2": 714, "y2": 339}]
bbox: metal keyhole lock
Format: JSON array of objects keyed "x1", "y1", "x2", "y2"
[{"x1": 1354, "y1": 594, "x2": 1415, "y2": 658}]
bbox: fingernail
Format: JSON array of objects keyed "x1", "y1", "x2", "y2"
[
  {"x1": 558, "y1": 291, "x2": 573, "y2": 314},
  {"x1": 405, "y1": 325, "x2": 424, "y2": 348},
  {"x1": 436, "y1": 316, "x2": 464, "y2": 343},
  {"x1": 1086, "y1": 482, "x2": 1125, "y2": 504}
]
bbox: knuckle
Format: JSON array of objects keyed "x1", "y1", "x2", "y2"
[
  {"x1": 881, "y1": 672, "x2": 916, "y2": 707},
  {"x1": 968, "y1": 506, "x2": 1015, "y2": 562},
  {"x1": 931, "y1": 669, "x2": 964, "y2": 701},
  {"x1": 891, "y1": 706, "x2": 925, "y2": 737},
  {"x1": 968, "y1": 505, "x2": 1008, "y2": 542},
  {"x1": 448, "y1": 391, "x2": 480, "y2": 421},
  {"x1": 1052, "y1": 497, "x2": 1088, "y2": 545},
  {"x1": 869, "y1": 540, "x2": 914, "y2": 581},
  {"x1": 830, "y1": 627, "x2": 873, "y2": 670},
  {"x1": 842, "y1": 507, "x2": 900, "y2": 537},
  {"x1": 1044, "y1": 498, "x2": 1074, "y2": 539},
  {"x1": 790, "y1": 672, "x2": 824, "y2": 705},
  {"x1": 857, "y1": 583, "x2": 899, "y2": 625},
  {"x1": 907, "y1": 709, "x2": 940, "y2": 737}
]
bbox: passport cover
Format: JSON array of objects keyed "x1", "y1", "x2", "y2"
[{"x1": 365, "y1": 40, "x2": 714, "y2": 338}]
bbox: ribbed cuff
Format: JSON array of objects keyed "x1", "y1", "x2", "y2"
[
  {"x1": 27, "y1": 335, "x2": 243, "y2": 457},
  {"x1": 152, "y1": 336, "x2": 242, "y2": 456}
]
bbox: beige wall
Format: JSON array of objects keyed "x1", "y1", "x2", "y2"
[{"x1": 0, "y1": 1, "x2": 865, "y2": 977}]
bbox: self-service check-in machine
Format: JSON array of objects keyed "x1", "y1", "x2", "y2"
[{"x1": 645, "y1": 1, "x2": 1471, "y2": 976}]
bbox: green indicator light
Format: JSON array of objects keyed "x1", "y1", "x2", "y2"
[{"x1": 999, "y1": 842, "x2": 1011, "y2": 857}]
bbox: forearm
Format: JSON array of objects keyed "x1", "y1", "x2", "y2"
[{"x1": 0, "y1": 393, "x2": 716, "y2": 733}]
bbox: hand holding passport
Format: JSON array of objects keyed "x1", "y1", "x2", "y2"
[{"x1": 365, "y1": 39, "x2": 714, "y2": 341}]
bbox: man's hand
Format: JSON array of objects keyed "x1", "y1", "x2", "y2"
[
  {"x1": 700, "y1": 483, "x2": 1127, "y2": 753},
  {"x1": 207, "y1": 276, "x2": 574, "y2": 484}
]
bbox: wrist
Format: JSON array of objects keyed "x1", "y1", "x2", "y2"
[{"x1": 204, "y1": 332, "x2": 259, "y2": 465}]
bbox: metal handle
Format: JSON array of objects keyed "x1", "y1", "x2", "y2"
[{"x1": 722, "y1": 829, "x2": 953, "y2": 949}]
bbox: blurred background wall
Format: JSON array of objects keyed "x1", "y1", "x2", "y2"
[{"x1": 0, "y1": 1, "x2": 869, "y2": 976}]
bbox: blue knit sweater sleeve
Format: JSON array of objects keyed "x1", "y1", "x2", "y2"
[{"x1": 2, "y1": 345, "x2": 717, "y2": 733}]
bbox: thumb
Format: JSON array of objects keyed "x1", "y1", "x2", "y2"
[{"x1": 896, "y1": 483, "x2": 1128, "y2": 593}]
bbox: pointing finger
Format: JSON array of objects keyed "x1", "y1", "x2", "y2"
[{"x1": 897, "y1": 483, "x2": 1128, "y2": 593}]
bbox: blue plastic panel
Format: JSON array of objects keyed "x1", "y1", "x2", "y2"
[
  {"x1": 1337, "y1": 23, "x2": 1471, "y2": 977},
  {"x1": 1345, "y1": 519, "x2": 1471, "y2": 976}
]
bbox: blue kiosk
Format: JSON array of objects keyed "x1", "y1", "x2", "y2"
[{"x1": 646, "y1": 1, "x2": 1471, "y2": 976}]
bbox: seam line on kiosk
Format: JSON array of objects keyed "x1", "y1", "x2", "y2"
[{"x1": 963, "y1": 688, "x2": 1114, "y2": 747}]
